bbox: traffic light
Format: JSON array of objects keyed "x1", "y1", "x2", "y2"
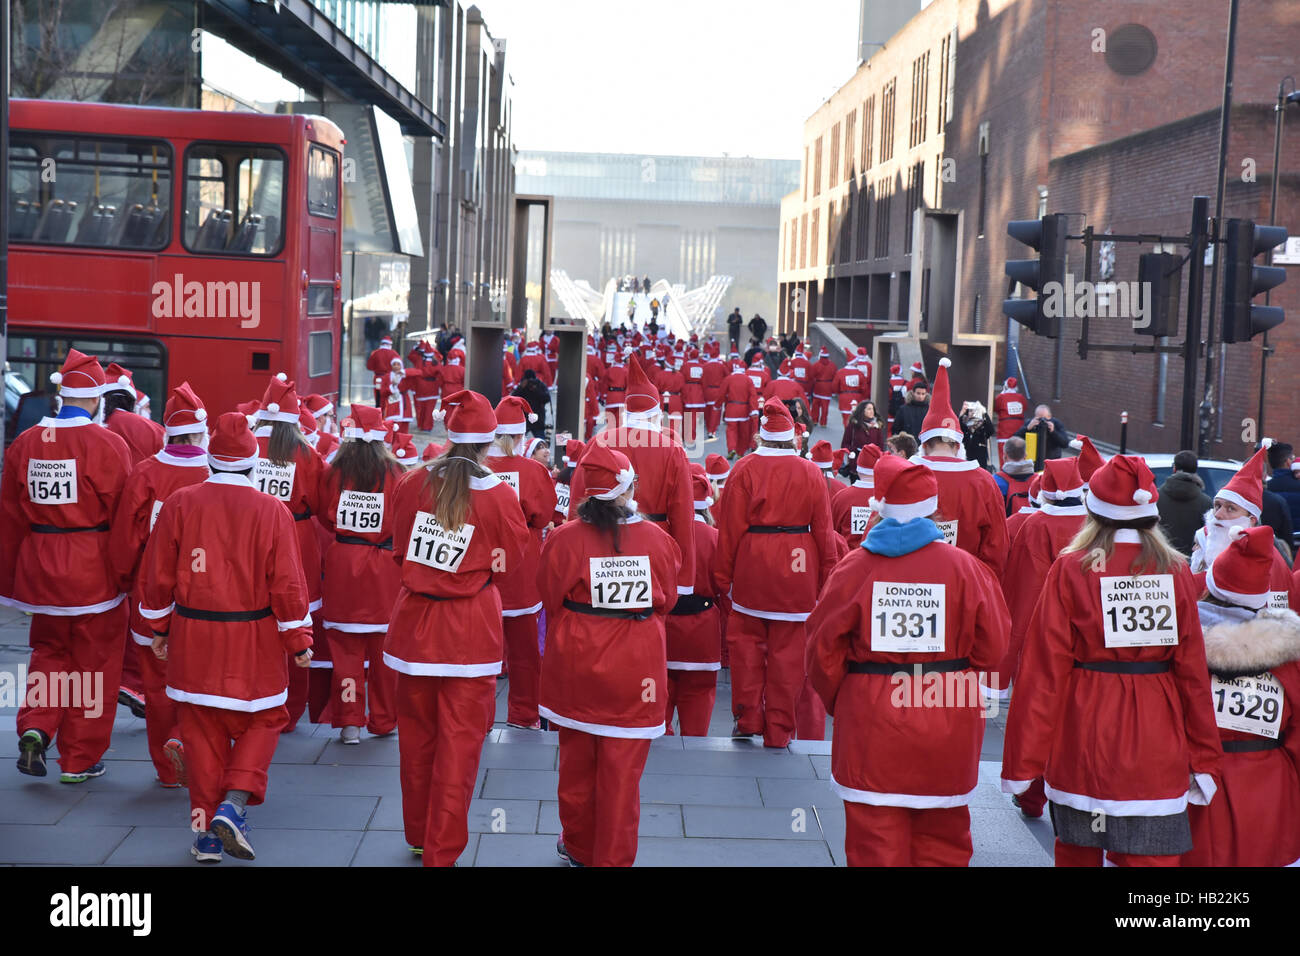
[
  {"x1": 1135, "y1": 252, "x2": 1181, "y2": 337},
  {"x1": 1003, "y1": 213, "x2": 1068, "y2": 338},
  {"x1": 1221, "y1": 219, "x2": 1287, "y2": 342}
]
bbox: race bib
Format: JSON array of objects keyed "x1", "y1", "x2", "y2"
[
  {"x1": 689, "y1": 366, "x2": 703, "y2": 380},
  {"x1": 555, "y1": 483, "x2": 571, "y2": 514},
  {"x1": 1211, "y1": 671, "x2": 1284, "y2": 738},
  {"x1": 749, "y1": 375, "x2": 763, "y2": 388},
  {"x1": 497, "y1": 472, "x2": 520, "y2": 497},
  {"x1": 337, "y1": 491, "x2": 384, "y2": 533},
  {"x1": 1099, "y1": 575, "x2": 1179, "y2": 647},
  {"x1": 1006, "y1": 401, "x2": 1023, "y2": 416},
  {"x1": 1269, "y1": 591, "x2": 1290, "y2": 611},
  {"x1": 794, "y1": 367, "x2": 806, "y2": 379},
  {"x1": 850, "y1": 506, "x2": 871, "y2": 537},
  {"x1": 935, "y1": 519, "x2": 959, "y2": 546},
  {"x1": 589, "y1": 555, "x2": 653, "y2": 610},
  {"x1": 871, "y1": 581, "x2": 946, "y2": 653},
  {"x1": 149, "y1": 500, "x2": 164, "y2": 532},
  {"x1": 27, "y1": 459, "x2": 78, "y2": 505},
  {"x1": 845, "y1": 374, "x2": 860, "y2": 388},
  {"x1": 253, "y1": 459, "x2": 296, "y2": 502},
  {"x1": 405, "y1": 511, "x2": 475, "y2": 572}
]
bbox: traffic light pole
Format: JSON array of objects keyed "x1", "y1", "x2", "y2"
[
  {"x1": 1182, "y1": 197, "x2": 1210, "y2": 453},
  {"x1": 1261, "y1": 76, "x2": 1296, "y2": 438},
  {"x1": 1, "y1": 0, "x2": 8, "y2": 454}
]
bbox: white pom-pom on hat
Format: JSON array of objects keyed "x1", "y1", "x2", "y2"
[
  {"x1": 528, "y1": 413, "x2": 538, "y2": 423},
  {"x1": 1228, "y1": 524, "x2": 1247, "y2": 540},
  {"x1": 118, "y1": 374, "x2": 131, "y2": 386},
  {"x1": 868, "y1": 497, "x2": 884, "y2": 511},
  {"x1": 1132, "y1": 488, "x2": 1153, "y2": 505},
  {"x1": 195, "y1": 408, "x2": 207, "y2": 421},
  {"x1": 267, "y1": 402, "x2": 281, "y2": 414},
  {"x1": 276, "y1": 372, "x2": 287, "y2": 382},
  {"x1": 938, "y1": 357, "x2": 951, "y2": 368},
  {"x1": 1262, "y1": 437, "x2": 1274, "y2": 449},
  {"x1": 1069, "y1": 438, "x2": 1083, "y2": 450},
  {"x1": 50, "y1": 372, "x2": 63, "y2": 385},
  {"x1": 433, "y1": 408, "x2": 446, "y2": 422}
]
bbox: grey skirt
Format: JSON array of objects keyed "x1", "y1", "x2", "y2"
[{"x1": 1050, "y1": 802, "x2": 1192, "y2": 856}]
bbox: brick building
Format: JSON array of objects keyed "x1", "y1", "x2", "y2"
[{"x1": 779, "y1": 0, "x2": 1300, "y2": 454}]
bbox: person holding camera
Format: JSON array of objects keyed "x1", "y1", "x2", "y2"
[
  {"x1": 959, "y1": 401, "x2": 995, "y2": 471},
  {"x1": 1013, "y1": 404, "x2": 1071, "y2": 461}
]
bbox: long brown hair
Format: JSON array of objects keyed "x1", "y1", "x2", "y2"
[
  {"x1": 1061, "y1": 514, "x2": 1186, "y2": 575},
  {"x1": 577, "y1": 495, "x2": 632, "y2": 554},
  {"x1": 423, "y1": 442, "x2": 490, "y2": 531},
  {"x1": 262, "y1": 419, "x2": 309, "y2": 466},
  {"x1": 331, "y1": 438, "x2": 399, "y2": 493}
]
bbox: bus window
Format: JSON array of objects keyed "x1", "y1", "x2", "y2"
[
  {"x1": 183, "y1": 144, "x2": 285, "y2": 256},
  {"x1": 308, "y1": 145, "x2": 339, "y2": 218},
  {"x1": 8, "y1": 135, "x2": 171, "y2": 249},
  {"x1": 309, "y1": 331, "x2": 334, "y2": 378}
]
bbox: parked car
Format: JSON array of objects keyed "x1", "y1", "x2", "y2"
[{"x1": 1142, "y1": 454, "x2": 1242, "y2": 500}]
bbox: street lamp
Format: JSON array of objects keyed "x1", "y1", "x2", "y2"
[{"x1": 1258, "y1": 77, "x2": 1300, "y2": 437}]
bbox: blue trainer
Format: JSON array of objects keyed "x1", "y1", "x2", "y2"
[
  {"x1": 191, "y1": 832, "x2": 223, "y2": 863},
  {"x1": 211, "y1": 802, "x2": 255, "y2": 860}
]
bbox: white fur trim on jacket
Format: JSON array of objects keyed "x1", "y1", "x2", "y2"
[
  {"x1": 666, "y1": 660, "x2": 722, "y2": 671},
  {"x1": 322, "y1": 620, "x2": 389, "y2": 633},
  {"x1": 502, "y1": 601, "x2": 543, "y2": 618},
  {"x1": 0, "y1": 592, "x2": 126, "y2": 617},
  {"x1": 729, "y1": 598, "x2": 811, "y2": 622},
  {"x1": 920, "y1": 456, "x2": 979, "y2": 472},
  {"x1": 382, "y1": 652, "x2": 502, "y2": 678},
  {"x1": 165, "y1": 686, "x2": 288, "y2": 712},
  {"x1": 538, "y1": 706, "x2": 666, "y2": 739},
  {"x1": 1201, "y1": 607, "x2": 1300, "y2": 676},
  {"x1": 1043, "y1": 782, "x2": 1195, "y2": 817},
  {"x1": 832, "y1": 775, "x2": 979, "y2": 808}
]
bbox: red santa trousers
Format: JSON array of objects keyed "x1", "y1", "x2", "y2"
[
  {"x1": 557, "y1": 727, "x2": 652, "y2": 867},
  {"x1": 503, "y1": 612, "x2": 542, "y2": 727},
  {"x1": 795, "y1": 676, "x2": 826, "y2": 740},
  {"x1": 844, "y1": 803, "x2": 973, "y2": 867},
  {"x1": 415, "y1": 398, "x2": 437, "y2": 432},
  {"x1": 704, "y1": 403, "x2": 722, "y2": 436},
  {"x1": 18, "y1": 604, "x2": 127, "y2": 773},
  {"x1": 665, "y1": 670, "x2": 717, "y2": 736},
  {"x1": 811, "y1": 397, "x2": 830, "y2": 427},
  {"x1": 1016, "y1": 776, "x2": 1047, "y2": 817},
  {"x1": 120, "y1": 630, "x2": 144, "y2": 697},
  {"x1": 726, "y1": 611, "x2": 806, "y2": 748},
  {"x1": 137, "y1": 644, "x2": 181, "y2": 784},
  {"x1": 1053, "y1": 839, "x2": 1181, "y2": 867},
  {"x1": 283, "y1": 650, "x2": 309, "y2": 730},
  {"x1": 177, "y1": 702, "x2": 287, "y2": 834},
  {"x1": 396, "y1": 673, "x2": 496, "y2": 867},
  {"x1": 326, "y1": 631, "x2": 398, "y2": 734}
]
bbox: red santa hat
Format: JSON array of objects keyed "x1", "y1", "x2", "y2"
[
  {"x1": 705, "y1": 453, "x2": 730, "y2": 483},
  {"x1": 563, "y1": 439, "x2": 585, "y2": 467},
  {"x1": 855, "y1": 346, "x2": 871, "y2": 366},
  {"x1": 909, "y1": 360, "x2": 924, "y2": 376},
  {"x1": 1213, "y1": 445, "x2": 1270, "y2": 520},
  {"x1": 380, "y1": 335, "x2": 393, "y2": 347},
  {"x1": 1004, "y1": 377, "x2": 1018, "y2": 390},
  {"x1": 624, "y1": 357, "x2": 661, "y2": 416},
  {"x1": 1028, "y1": 473, "x2": 1044, "y2": 506},
  {"x1": 581, "y1": 443, "x2": 636, "y2": 500},
  {"x1": 303, "y1": 393, "x2": 334, "y2": 419},
  {"x1": 819, "y1": 346, "x2": 830, "y2": 358},
  {"x1": 494, "y1": 395, "x2": 537, "y2": 435},
  {"x1": 259, "y1": 373, "x2": 302, "y2": 424},
  {"x1": 1205, "y1": 524, "x2": 1275, "y2": 610},
  {"x1": 844, "y1": 347, "x2": 856, "y2": 364},
  {"x1": 437, "y1": 389, "x2": 498, "y2": 444},
  {"x1": 1084, "y1": 454, "x2": 1160, "y2": 521},
  {"x1": 918, "y1": 357, "x2": 962, "y2": 446},
  {"x1": 857, "y1": 444, "x2": 883, "y2": 487},
  {"x1": 341, "y1": 403, "x2": 387, "y2": 443},
  {"x1": 49, "y1": 349, "x2": 107, "y2": 398},
  {"x1": 297, "y1": 407, "x2": 319, "y2": 443},
  {"x1": 162, "y1": 382, "x2": 208, "y2": 436},
  {"x1": 1039, "y1": 457, "x2": 1084, "y2": 500},
  {"x1": 207, "y1": 411, "x2": 260, "y2": 471},
  {"x1": 871, "y1": 456, "x2": 939, "y2": 523},
  {"x1": 779, "y1": 359, "x2": 793, "y2": 378},
  {"x1": 422, "y1": 441, "x2": 445, "y2": 462},
  {"x1": 317, "y1": 431, "x2": 340, "y2": 463},
  {"x1": 235, "y1": 399, "x2": 261, "y2": 418},
  {"x1": 391, "y1": 432, "x2": 420, "y2": 466},
  {"x1": 691, "y1": 472, "x2": 714, "y2": 510},
  {"x1": 810, "y1": 439, "x2": 835, "y2": 471},
  {"x1": 101, "y1": 362, "x2": 136, "y2": 396},
  {"x1": 1067, "y1": 435, "x2": 1105, "y2": 486},
  {"x1": 890, "y1": 364, "x2": 902, "y2": 376},
  {"x1": 758, "y1": 398, "x2": 795, "y2": 442},
  {"x1": 523, "y1": 437, "x2": 546, "y2": 460},
  {"x1": 831, "y1": 448, "x2": 849, "y2": 473}
]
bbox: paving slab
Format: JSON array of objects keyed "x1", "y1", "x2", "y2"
[
  {"x1": 369, "y1": 796, "x2": 541, "y2": 835},
  {"x1": 683, "y1": 805, "x2": 828, "y2": 841},
  {"x1": 0, "y1": 824, "x2": 131, "y2": 864},
  {"x1": 643, "y1": 748, "x2": 817, "y2": 779},
  {"x1": 537, "y1": 801, "x2": 684, "y2": 838},
  {"x1": 0, "y1": 784, "x2": 89, "y2": 824},
  {"x1": 350, "y1": 829, "x2": 479, "y2": 867},
  {"x1": 638, "y1": 772, "x2": 764, "y2": 807},
  {"x1": 632, "y1": 835, "x2": 833, "y2": 867},
  {"x1": 473, "y1": 833, "x2": 568, "y2": 867}
]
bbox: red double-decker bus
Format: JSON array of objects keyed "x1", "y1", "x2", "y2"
[{"x1": 5, "y1": 99, "x2": 343, "y2": 436}]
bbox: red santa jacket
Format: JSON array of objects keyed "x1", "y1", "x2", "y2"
[
  {"x1": 502, "y1": 353, "x2": 519, "y2": 399},
  {"x1": 713, "y1": 447, "x2": 838, "y2": 620},
  {"x1": 666, "y1": 516, "x2": 723, "y2": 670},
  {"x1": 567, "y1": 424, "x2": 696, "y2": 596},
  {"x1": 831, "y1": 484, "x2": 877, "y2": 550},
  {"x1": 720, "y1": 370, "x2": 760, "y2": 422},
  {"x1": 602, "y1": 362, "x2": 628, "y2": 409},
  {"x1": 659, "y1": 367, "x2": 685, "y2": 415},
  {"x1": 366, "y1": 347, "x2": 400, "y2": 393},
  {"x1": 790, "y1": 354, "x2": 813, "y2": 394},
  {"x1": 810, "y1": 358, "x2": 838, "y2": 401},
  {"x1": 994, "y1": 390, "x2": 1029, "y2": 440},
  {"x1": 923, "y1": 456, "x2": 1011, "y2": 577},
  {"x1": 438, "y1": 361, "x2": 465, "y2": 397},
  {"x1": 139, "y1": 472, "x2": 314, "y2": 710},
  {"x1": 745, "y1": 364, "x2": 771, "y2": 392},
  {"x1": 385, "y1": 465, "x2": 528, "y2": 675},
  {"x1": 806, "y1": 520, "x2": 1009, "y2": 805},
  {"x1": 109, "y1": 446, "x2": 211, "y2": 645},
  {"x1": 1001, "y1": 535, "x2": 1223, "y2": 815},
  {"x1": 0, "y1": 411, "x2": 132, "y2": 615},
  {"x1": 701, "y1": 358, "x2": 728, "y2": 406},
  {"x1": 537, "y1": 515, "x2": 681, "y2": 736},
  {"x1": 764, "y1": 377, "x2": 806, "y2": 404},
  {"x1": 1006, "y1": 504, "x2": 1036, "y2": 545},
  {"x1": 519, "y1": 350, "x2": 553, "y2": 388},
  {"x1": 105, "y1": 409, "x2": 164, "y2": 466},
  {"x1": 317, "y1": 464, "x2": 404, "y2": 631},
  {"x1": 254, "y1": 433, "x2": 328, "y2": 608},
  {"x1": 680, "y1": 359, "x2": 706, "y2": 409},
  {"x1": 486, "y1": 452, "x2": 558, "y2": 615},
  {"x1": 831, "y1": 365, "x2": 867, "y2": 413}
]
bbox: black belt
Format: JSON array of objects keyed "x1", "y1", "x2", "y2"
[
  {"x1": 1073, "y1": 660, "x2": 1172, "y2": 674},
  {"x1": 643, "y1": 513, "x2": 668, "y2": 522},
  {"x1": 176, "y1": 604, "x2": 272, "y2": 622},
  {"x1": 292, "y1": 509, "x2": 312, "y2": 522},
  {"x1": 335, "y1": 534, "x2": 393, "y2": 550},
  {"x1": 848, "y1": 657, "x2": 970, "y2": 675},
  {"x1": 670, "y1": 594, "x2": 715, "y2": 616},
  {"x1": 563, "y1": 598, "x2": 651, "y2": 621},
  {"x1": 411, "y1": 577, "x2": 492, "y2": 602},
  {"x1": 1222, "y1": 737, "x2": 1284, "y2": 753},
  {"x1": 29, "y1": 522, "x2": 110, "y2": 534},
  {"x1": 747, "y1": 524, "x2": 810, "y2": 534}
]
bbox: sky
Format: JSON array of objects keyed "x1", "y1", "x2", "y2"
[{"x1": 471, "y1": 0, "x2": 862, "y2": 159}]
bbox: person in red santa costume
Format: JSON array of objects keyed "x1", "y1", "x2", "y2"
[
  {"x1": 993, "y1": 377, "x2": 1028, "y2": 468},
  {"x1": 680, "y1": 348, "x2": 707, "y2": 447},
  {"x1": 6, "y1": 350, "x2": 132, "y2": 783},
  {"x1": 519, "y1": 340, "x2": 554, "y2": 388},
  {"x1": 1182, "y1": 525, "x2": 1300, "y2": 866},
  {"x1": 552, "y1": 439, "x2": 583, "y2": 526},
  {"x1": 502, "y1": 339, "x2": 520, "y2": 401},
  {"x1": 140, "y1": 412, "x2": 313, "y2": 863},
  {"x1": 810, "y1": 439, "x2": 849, "y2": 507},
  {"x1": 101, "y1": 363, "x2": 163, "y2": 466},
  {"x1": 790, "y1": 346, "x2": 813, "y2": 401},
  {"x1": 659, "y1": 357, "x2": 686, "y2": 438},
  {"x1": 714, "y1": 399, "x2": 838, "y2": 747},
  {"x1": 381, "y1": 357, "x2": 417, "y2": 435},
  {"x1": 830, "y1": 356, "x2": 867, "y2": 428},
  {"x1": 316, "y1": 403, "x2": 403, "y2": 745},
  {"x1": 809, "y1": 347, "x2": 837, "y2": 428},
  {"x1": 438, "y1": 352, "x2": 466, "y2": 413},
  {"x1": 601, "y1": 349, "x2": 629, "y2": 430},
  {"x1": 764, "y1": 362, "x2": 808, "y2": 405},
  {"x1": 832, "y1": 445, "x2": 884, "y2": 550},
  {"x1": 567, "y1": 357, "x2": 696, "y2": 602},
  {"x1": 366, "y1": 335, "x2": 399, "y2": 406},
  {"x1": 917, "y1": 357, "x2": 1009, "y2": 576},
  {"x1": 1001, "y1": 454, "x2": 1223, "y2": 866},
  {"x1": 663, "y1": 472, "x2": 724, "y2": 736},
  {"x1": 386, "y1": 391, "x2": 528, "y2": 865},
  {"x1": 806, "y1": 454, "x2": 1009, "y2": 866},
  {"x1": 538, "y1": 444, "x2": 681, "y2": 866},
  {"x1": 253, "y1": 374, "x2": 328, "y2": 732},
  {"x1": 701, "y1": 348, "x2": 728, "y2": 439},
  {"x1": 486, "y1": 396, "x2": 558, "y2": 730},
  {"x1": 720, "y1": 357, "x2": 761, "y2": 460},
  {"x1": 407, "y1": 341, "x2": 443, "y2": 432},
  {"x1": 302, "y1": 393, "x2": 338, "y2": 437},
  {"x1": 1006, "y1": 473, "x2": 1043, "y2": 544},
  {"x1": 108, "y1": 383, "x2": 212, "y2": 787}
]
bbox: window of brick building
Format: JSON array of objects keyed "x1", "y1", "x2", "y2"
[
  {"x1": 813, "y1": 136, "x2": 823, "y2": 197},
  {"x1": 829, "y1": 123, "x2": 840, "y2": 186},
  {"x1": 937, "y1": 29, "x2": 956, "y2": 133},
  {"x1": 904, "y1": 160, "x2": 925, "y2": 254},
  {"x1": 909, "y1": 53, "x2": 929, "y2": 150},
  {"x1": 880, "y1": 80, "x2": 896, "y2": 164},
  {"x1": 811, "y1": 207, "x2": 820, "y2": 267},
  {"x1": 861, "y1": 96, "x2": 875, "y2": 171},
  {"x1": 800, "y1": 213, "x2": 808, "y2": 269},
  {"x1": 840, "y1": 192, "x2": 853, "y2": 262},
  {"x1": 855, "y1": 181, "x2": 870, "y2": 261},
  {"x1": 874, "y1": 179, "x2": 891, "y2": 259},
  {"x1": 844, "y1": 110, "x2": 856, "y2": 182}
]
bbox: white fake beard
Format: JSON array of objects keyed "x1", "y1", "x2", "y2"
[
  {"x1": 91, "y1": 400, "x2": 105, "y2": 426},
  {"x1": 625, "y1": 499, "x2": 639, "y2": 514},
  {"x1": 1202, "y1": 515, "x2": 1252, "y2": 567}
]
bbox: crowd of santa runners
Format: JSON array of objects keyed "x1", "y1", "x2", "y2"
[{"x1": 5, "y1": 331, "x2": 1300, "y2": 869}]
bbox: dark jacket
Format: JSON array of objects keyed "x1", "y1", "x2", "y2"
[
  {"x1": 1012, "y1": 416, "x2": 1071, "y2": 459},
  {"x1": 961, "y1": 412, "x2": 995, "y2": 470},
  {"x1": 892, "y1": 397, "x2": 930, "y2": 438},
  {"x1": 1157, "y1": 471, "x2": 1212, "y2": 557},
  {"x1": 747, "y1": 317, "x2": 767, "y2": 342},
  {"x1": 841, "y1": 421, "x2": 884, "y2": 456},
  {"x1": 1261, "y1": 488, "x2": 1295, "y2": 560},
  {"x1": 1269, "y1": 467, "x2": 1300, "y2": 533}
]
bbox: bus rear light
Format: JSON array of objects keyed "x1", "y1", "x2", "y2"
[
  {"x1": 335, "y1": 273, "x2": 342, "y2": 292},
  {"x1": 301, "y1": 270, "x2": 309, "y2": 290}
]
